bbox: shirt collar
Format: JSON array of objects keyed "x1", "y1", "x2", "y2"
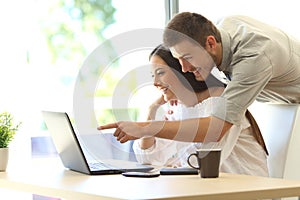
[{"x1": 218, "y1": 28, "x2": 233, "y2": 73}]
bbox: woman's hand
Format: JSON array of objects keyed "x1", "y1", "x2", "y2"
[
  {"x1": 139, "y1": 136, "x2": 156, "y2": 150},
  {"x1": 148, "y1": 95, "x2": 167, "y2": 120}
]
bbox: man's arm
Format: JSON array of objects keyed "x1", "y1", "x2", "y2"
[
  {"x1": 153, "y1": 116, "x2": 231, "y2": 142},
  {"x1": 98, "y1": 116, "x2": 232, "y2": 143}
]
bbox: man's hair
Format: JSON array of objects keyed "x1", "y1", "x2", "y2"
[
  {"x1": 163, "y1": 12, "x2": 221, "y2": 47},
  {"x1": 149, "y1": 44, "x2": 224, "y2": 93}
]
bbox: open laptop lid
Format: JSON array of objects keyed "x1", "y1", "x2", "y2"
[{"x1": 42, "y1": 111, "x2": 153, "y2": 175}]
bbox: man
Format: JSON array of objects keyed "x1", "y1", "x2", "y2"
[{"x1": 99, "y1": 12, "x2": 300, "y2": 143}]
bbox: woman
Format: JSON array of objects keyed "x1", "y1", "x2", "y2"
[{"x1": 132, "y1": 44, "x2": 269, "y2": 176}]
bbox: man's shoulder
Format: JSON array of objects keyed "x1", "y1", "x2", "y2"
[{"x1": 217, "y1": 15, "x2": 260, "y2": 26}]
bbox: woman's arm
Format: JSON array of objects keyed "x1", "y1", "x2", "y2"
[{"x1": 139, "y1": 95, "x2": 166, "y2": 149}]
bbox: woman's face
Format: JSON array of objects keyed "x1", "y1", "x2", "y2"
[{"x1": 150, "y1": 55, "x2": 186, "y2": 102}]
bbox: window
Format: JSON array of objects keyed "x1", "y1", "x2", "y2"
[{"x1": 1, "y1": 0, "x2": 167, "y2": 163}]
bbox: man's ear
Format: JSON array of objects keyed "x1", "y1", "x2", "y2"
[{"x1": 205, "y1": 36, "x2": 217, "y2": 51}]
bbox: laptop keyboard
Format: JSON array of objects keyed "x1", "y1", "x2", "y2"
[
  {"x1": 89, "y1": 162, "x2": 110, "y2": 170},
  {"x1": 89, "y1": 162, "x2": 107, "y2": 170}
]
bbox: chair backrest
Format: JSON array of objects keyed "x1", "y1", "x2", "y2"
[
  {"x1": 249, "y1": 102, "x2": 300, "y2": 179},
  {"x1": 283, "y1": 105, "x2": 300, "y2": 180}
]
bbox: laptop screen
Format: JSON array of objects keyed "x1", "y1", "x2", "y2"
[{"x1": 42, "y1": 111, "x2": 153, "y2": 174}]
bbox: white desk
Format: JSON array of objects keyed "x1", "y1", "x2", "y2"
[{"x1": 1, "y1": 158, "x2": 300, "y2": 200}]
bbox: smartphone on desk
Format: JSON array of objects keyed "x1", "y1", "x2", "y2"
[
  {"x1": 122, "y1": 171, "x2": 160, "y2": 178},
  {"x1": 160, "y1": 167, "x2": 199, "y2": 175}
]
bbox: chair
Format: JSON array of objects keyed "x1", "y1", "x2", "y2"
[{"x1": 249, "y1": 102, "x2": 300, "y2": 200}]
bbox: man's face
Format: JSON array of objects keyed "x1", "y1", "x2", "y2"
[{"x1": 170, "y1": 40, "x2": 215, "y2": 81}]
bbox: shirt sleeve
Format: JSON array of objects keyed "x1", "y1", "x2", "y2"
[
  {"x1": 213, "y1": 51, "x2": 273, "y2": 125},
  {"x1": 134, "y1": 138, "x2": 201, "y2": 167}
]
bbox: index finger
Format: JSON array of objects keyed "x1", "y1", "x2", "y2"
[{"x1": 97, "y1": 122, "x2": 118, "y2": 130}]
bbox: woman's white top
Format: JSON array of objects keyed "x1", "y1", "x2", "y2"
[{"x1": 133, "y1": 97, "x2": 269, "y2": 177}]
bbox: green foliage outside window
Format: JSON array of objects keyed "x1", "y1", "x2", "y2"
[
  {"x1": 38, "y1": 0, "x2": 116, "y2": 67},
  {"x1": 37, "y1": 1, "x2": 140, "y2": 126}
]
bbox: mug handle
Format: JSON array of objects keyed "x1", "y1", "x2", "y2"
[{"x1": 187, "y1": 153, "x2": 201, "y2": 170}]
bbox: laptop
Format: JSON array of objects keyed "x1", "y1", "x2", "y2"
[{"x1": 41, "y1": 111, "x2": 154, "y2": 175}]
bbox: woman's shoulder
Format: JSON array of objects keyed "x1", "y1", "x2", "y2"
[{"x1": 200, "y1": 96, "x2": 225, "y2": 106}]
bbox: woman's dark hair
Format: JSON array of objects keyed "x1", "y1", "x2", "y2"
[{"x1": 149, "y1": 44, "x2": 224, "y2": 92}]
